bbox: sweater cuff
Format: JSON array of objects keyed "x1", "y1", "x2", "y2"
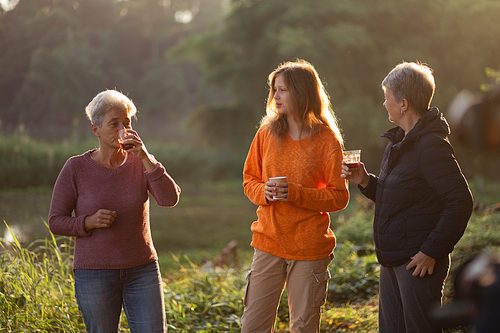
[
  {"x1": 78, "y1": 215, "x2": 93, "y2": 237},
  {"x1": 358, "y1": 174, "x2": 377, "y2": 201},
  {"x1": 286, "y1": 182, "x2": 298, "y2": 203}
]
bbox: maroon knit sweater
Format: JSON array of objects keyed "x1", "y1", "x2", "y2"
[{"x1": 49, "y1": 150, "x2": 181, "y2": 270}]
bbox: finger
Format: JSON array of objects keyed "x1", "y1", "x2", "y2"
[
  {"x1": 98, "y1": 219, "x2": 113, "y2": 227},
  {"x1": 101, "y1": 210, "x2": 117, "y2": 217},
  {"x1": 406, "y1": 261, "x2": 415, "y2": 270}
]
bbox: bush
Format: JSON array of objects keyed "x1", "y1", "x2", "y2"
[
  {"x1": 0, "y1": 133, "x2": 246, "y2": 188},
  {"x1": 164, "y1": 255, "x2": 244, "y2": 332},
  {"x1": 0, "y1": 133, "x2": 95, "y2": 188}
]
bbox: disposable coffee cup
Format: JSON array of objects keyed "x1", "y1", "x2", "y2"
[{"x1": 269, "y1": 176, "x2": 287, "y2": 200}]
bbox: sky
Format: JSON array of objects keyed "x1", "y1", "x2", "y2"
[{"x1": 0, "y1": 0, "x2": 18, "y2": 11}]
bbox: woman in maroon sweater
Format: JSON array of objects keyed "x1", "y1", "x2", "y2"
[{"x1": 49, "y1": 89, "x2": 181, "y2": 333}]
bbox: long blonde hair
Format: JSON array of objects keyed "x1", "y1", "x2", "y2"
[{"x1": 260, "y1": 59, "x2": 343, "y2": 147}]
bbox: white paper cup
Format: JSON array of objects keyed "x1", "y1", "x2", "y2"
[{"x1": 269, "y1": 176, "x2": 287, "y2": 200}]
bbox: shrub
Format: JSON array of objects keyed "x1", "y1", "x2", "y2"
[{"x1": 0, "y1": 133, "x2": 246, "y2": 188}]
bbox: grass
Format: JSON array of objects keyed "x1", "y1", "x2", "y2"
[
  {"x1": 1, "y1": 178, "x2": 500, "y2": 332},
  {"x1": 0, "y1": 223, "x2": 85, "y2": 332}
]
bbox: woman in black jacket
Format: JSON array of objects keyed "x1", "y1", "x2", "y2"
[{"x1": 342, "y1": 61, "x2": 473, "y2": 333}]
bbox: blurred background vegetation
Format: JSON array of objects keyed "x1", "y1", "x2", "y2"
[
  {"x1": 2, "y1": 1, "x2": 500, "y2": 330},
  {"x1": 1, "y1": 0, "x2": 500, "y2": 189}
]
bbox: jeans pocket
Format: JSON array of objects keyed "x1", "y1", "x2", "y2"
[
  {"x1": 243, "y1": 270, "x2": 251, "y2": 307},
  {"x1": 311, "y1": 270, "x2": 331, "y2": 307}
]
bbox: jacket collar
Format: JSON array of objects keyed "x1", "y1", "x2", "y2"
[{"x1": 382, "y1": 107, "x2": 450, "y2": 149}]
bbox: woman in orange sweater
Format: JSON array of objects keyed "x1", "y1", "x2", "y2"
[{"x1": 241, "y1": 59, "x2": 349, "y2": 332}]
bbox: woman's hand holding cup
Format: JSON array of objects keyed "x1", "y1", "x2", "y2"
[
  {"x1": 266, "y1": 176, "x2": 288, "y2": 202},
  {"x1": 341, "y1": 160, "x2": 370, "y2": 189}
]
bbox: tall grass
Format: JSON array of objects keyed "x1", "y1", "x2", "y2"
[
  {"x1": 1, "y1": 177, "x2": 500, "y2": 332},
  {"x1": 0, "y1": 221, "x2": 83, "y2": 331}
]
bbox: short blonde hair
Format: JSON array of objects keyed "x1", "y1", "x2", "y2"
[{"x1": 85, "y1": 90, "x2": 137, "y2": 126}]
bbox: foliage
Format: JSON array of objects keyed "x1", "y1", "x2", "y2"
[
  {"x1": 0, "y1": 132, "x2": 95, "y2": 188},
  {"x1": 2, "y1": 1, "x2": 500, "y2": 168},
  {"x1": 164, "y1": 255, "x2": 245, "y2": 332},
  {"x1": 175, "y1": 0, "x2": 500, "y2": 167},
  {"x1": 481, "y1": 66, "x2": 500, "y2": 91},
  {"x1": 0, "y1": 0, "x2": 224, "y2": 143},
  {"x1": 0, "y1": 132, "x2": 245, "y2": 188},
  {"x1": 0, "y1": 222, "x2": 83, "y2": 331},
  {"x1": 2, "y1": 175, "x2": 500, "y2": 331},
  {"x1": 328, "y1": 243, "x2": 380, "y2": 305}
]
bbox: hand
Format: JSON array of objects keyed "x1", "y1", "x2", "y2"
[
  {"x1": 120, "y1": 129, "x2": 147, "y2": 158},
  {"x1": 265, "y1": 181, "x2": 288, "y2": 202},
  {"x1": 84, "y1": 209, "x2": 117, "y2": 231},
  {"x1": 406, "y1": 251, "x2": 436, "y2": 277},
  {"x1": 340, "y1": 161, "x2": 370, "y2": 188},
  {"x1": 121, "y1": 129, "x2": 157, "y2": 172}
]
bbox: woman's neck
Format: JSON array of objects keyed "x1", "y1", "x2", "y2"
[
  {"x1": 287, "y1": 116, "x2": 309, "y2": 141},
  {"x1": 400, "y1": 111, "x2": 422, "y2": 137},
  {"x1": 91, "y1": 146, "x2": 126, "y2": 168}
]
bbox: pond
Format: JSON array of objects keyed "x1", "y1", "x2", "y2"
[{"x1": 0, "y1": 187, "x2": 53, "y2": 243}]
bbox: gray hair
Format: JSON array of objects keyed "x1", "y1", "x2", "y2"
[
  {"x1": 382, "y1": 62, "x2": 435, "y2": 115},
  {"x1": 85, "y1": 90, "x2": 137, "y2": 127}
]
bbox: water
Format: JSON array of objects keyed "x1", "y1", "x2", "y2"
[
  {"x1": 0, "y1": 187, "x2": 52, "y2": 244},
  {"x1": 0, "y1": 182, "x2": 257, "y2": 254}
]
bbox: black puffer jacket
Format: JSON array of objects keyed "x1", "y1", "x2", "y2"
[{"x1": 360, "y1": 107, "x2": 473, "y2": 267}]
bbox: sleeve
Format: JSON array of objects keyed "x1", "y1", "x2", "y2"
[
  {"x1": 359, "y1": 174, "x2": 378, "y2": 202},
  {"x1": 243, "y1": 129, "x2": 268, "y2": 207},
  {"x1": 287, "y1": 141, "x2": 349, "y2": 213},
  {"x1": 418, "y1": 138, "x2": 474, "y2": 259},
  {"x1": 48, "y1": 159, "x2": 90, "y2": 237},
  {"x1": 146, "y1": 162, "x2": 181, "y2": 207}
]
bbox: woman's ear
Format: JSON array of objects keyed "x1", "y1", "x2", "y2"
[
  {"x1": 401, "y1": 98, "x2": 409, "y2": 112},
  {"x1": 91, "y1": 123, "x2": 100, "y2": 138}
]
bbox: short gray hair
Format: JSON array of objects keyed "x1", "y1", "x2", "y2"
[
  {"x1": 382, "y1": 62, "x2": 435, "y2": 115},
  {"x1": 85, "y1": 90, "x2": 137, "y2": 127}
]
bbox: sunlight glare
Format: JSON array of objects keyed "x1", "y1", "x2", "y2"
[
  {"x1": 175, "y1": 10, "x2": 192, "y2": 24},
  {"x1": 0, "y1": 0, "x2": 18, "y2": 11}
]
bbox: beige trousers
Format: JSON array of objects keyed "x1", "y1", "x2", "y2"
[{"x1": 241, "y1": 249, "x2": 333, "y2": 333}]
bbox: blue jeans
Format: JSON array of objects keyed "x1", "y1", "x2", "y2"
[{"x1": 74, "y1": 261, "x2": 166, "y2": 333}]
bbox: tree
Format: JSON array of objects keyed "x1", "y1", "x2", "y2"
[
  {"x1": 174, "y1": 0, "x2": 500, "y2": 165},
  {"x1": 0, "y1": 0, "x2": 226, "y2": 142}
]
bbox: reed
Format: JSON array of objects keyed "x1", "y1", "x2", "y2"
[
  {"x1": 1, "y1": 177, "x2": 499, "y2": 332},
  {"x1": 0, "y1": 221, "x2": 83, "y2": 331},
  {"x1": 0, "y1": 133, "x2": 245, "y2": 189}
]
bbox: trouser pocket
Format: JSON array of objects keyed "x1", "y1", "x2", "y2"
[
  {"x1": 243, "y1": 270, "x2": 251, "y2": 307},
  {"x1": 311, "y1": 270, "x2": 331, "y2": 307}
]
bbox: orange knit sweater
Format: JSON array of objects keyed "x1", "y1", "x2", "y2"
[{"x1": 243, "y1": 126, "x2": 349, "y2": 261}]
